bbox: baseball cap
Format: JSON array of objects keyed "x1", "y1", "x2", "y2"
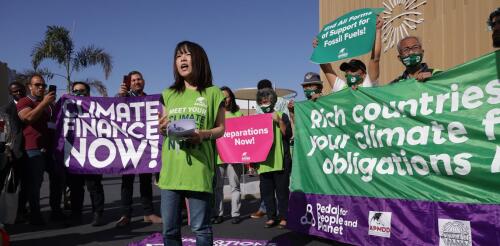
[
  {"x1": 340, "y1": 59, "x2": 367, "y2": 73},
  {"x1": 301, "y1": 72, "x2": 323, "y2": 86}
]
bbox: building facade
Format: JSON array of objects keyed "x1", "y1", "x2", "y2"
[{"x1": 319, "y1": 0, "x2": 498, "y2": 90}]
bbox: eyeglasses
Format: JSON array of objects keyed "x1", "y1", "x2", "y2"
[
  {"x1": 400, "y1": 45, "x2": 422, "y2": 55},
  {"x1": 31, "y1": 83, "x2": 47, "y2": 88},
  {"x1": 10, "y1": 89, "x2": 22, "y2": 94}
]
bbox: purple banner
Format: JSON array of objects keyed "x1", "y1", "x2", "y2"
[
  {"x1": 54, "y1": 94, "x2": 162, "y2": 174},
  {"x1": 287, "y1": 192, "x2": 500, "y2": 245},
  {"x1": 129, "y1": 233, "x2": 271, "y2": 246}
]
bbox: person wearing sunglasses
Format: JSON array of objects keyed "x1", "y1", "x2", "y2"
[
  {"x1": 65, "y1": 81, "x2": 106, "y2": 226},
  {"x1": 488, "y1": 8, "x2": 500, "y2": 48},
  {"x1": 16, "y1": 74, "x2": 64, "y2": 225}
]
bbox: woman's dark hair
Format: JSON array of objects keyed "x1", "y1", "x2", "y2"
[
  {"x1": 221, "y1": 86, "x2": 240, "y2": 113},
  {"x1": 256, "y1": 88, "x2": 277, "y2": 106},
  {"x1": 257, "y1": 79, "x2": 273, "y2": 90},
  {"x1": 71, "y1": 81, "x2": 90, "y2": 95},
  {"x1": 170, "y1": 41, "x2": 213, "y2": 93}
]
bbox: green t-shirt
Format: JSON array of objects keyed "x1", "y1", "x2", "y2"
[
  {"x1": 216, "y1": 110, "x2": 244, "y2": 165},
  {"x1": 257, "y1": 112, "x2": 284, "y2": 174},
  {"x1": 159, "y1": 86, "x2": 224, "y2": 193}
]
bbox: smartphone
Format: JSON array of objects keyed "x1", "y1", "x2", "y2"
[
  {"x1": 123, "y1": 75, "x2": 131, "y2": 90},
  {"x1": 48, "y1": 85, "x2": 57, "y2": 93}
]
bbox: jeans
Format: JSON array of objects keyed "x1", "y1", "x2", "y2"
[
  {"x1": 121, "y1": 173, "x2": 154, "y2": 217},
  {"x1": 214, "y1": 164, "x2": 242, "y2": 217},
  {"x1": 25, "y1": 149, "x2": 64, "y2": 217},
  {"x1": 161, "y1": 189, "x2": 212, "y2": 246}
]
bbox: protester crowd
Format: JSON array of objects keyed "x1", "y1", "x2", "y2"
[{"x1": 0, "y1": 8, "x2": 499, "y2": 246}]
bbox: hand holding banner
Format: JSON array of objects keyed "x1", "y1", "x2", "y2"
[
  {"x1": 54, "y1": 94, "x2": 163, "y2": 174},
  {"x1": 311, "y1": 8, "x2": 383, "y2": 64}
]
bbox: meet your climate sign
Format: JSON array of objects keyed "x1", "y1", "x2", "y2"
[
  {"x1": 54, "y1": 94, "x2": 162, "y2": 174},
  {"x1": 289, "y1": 51, "x2": 500, "y2": 245},
  {"x1": 310, "y1": 8, "x2": 384, "y2": 64}
]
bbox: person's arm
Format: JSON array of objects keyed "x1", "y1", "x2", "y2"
[
  {"x1": 189, "y1": 103, "x2": 225, "y2": 144},
  {"x1": 18, "y1": 92, "x2": 55, "y2": 124},
  {"x1": 368, "y1": 16, "x2": 383, "y2": 85},
  {"x1": 313, "y1": 37, "x2": 341, "y2": 90}
]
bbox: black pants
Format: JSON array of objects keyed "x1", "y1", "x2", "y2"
[
  {"x1": 121, "y1": 173, "x2": 154, "y2": 217},
  {"x1": 69, "y1": 173, "x2": 104, "y2": 215},
  {"x1": 259, "y1": 170, "x2": 290, "y2": 221},
  {"x1": 25, "y1": 150, "x2": 64, "y2": 217}
]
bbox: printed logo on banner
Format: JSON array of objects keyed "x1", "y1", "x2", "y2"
[
  {"x1": 368, "y1": 211, "x2": 392, "y2": 238},
  {"x1": 300, "y1": 203, "x2": 357, "y2": 236},
  {"x1": 241, "y1": 152, "x2": 251, "y2": 162},
  {"x1": 338, "y1": 48, "x2": 348, "y2": 59},
  {"x1": 194, "y1": 97, "x2": 207, "y2": 108},
  {"x1": 438, "y1": 219, "x2": 472, "y2": 246}
]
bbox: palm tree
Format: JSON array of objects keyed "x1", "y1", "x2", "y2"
[{"x1": 31, "y1": 25, "x2": 112, "y2": 93}]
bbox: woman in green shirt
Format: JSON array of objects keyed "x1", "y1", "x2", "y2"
[
  {"x1": 256, "y1": 88, "x2": 292, "y2": 229},
  {"x1": 212, "y1": 86, "x2": 244, "y2": 225},
  {"x1": 158, "y1": 41, "x2": 225, "y2": 246}
]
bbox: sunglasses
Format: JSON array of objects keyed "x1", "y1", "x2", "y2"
[{"x1": 31, "y1": 83, "x2": 47, "y2": 88}]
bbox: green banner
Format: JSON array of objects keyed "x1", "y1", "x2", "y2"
[
  {"x1": 292, "y1": 51, "x2": 500, "y2": 204},
  {"x1": 310, "y1": 8, "x2": 383, "y2": 64}
]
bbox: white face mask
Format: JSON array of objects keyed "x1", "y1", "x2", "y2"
[{"x1": 259, "y1": 104, "x2": 273, "y2": 113}]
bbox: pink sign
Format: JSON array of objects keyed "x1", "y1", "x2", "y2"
[{"x1": 216, "y1": 113, "x2": 274, "y2": 163}]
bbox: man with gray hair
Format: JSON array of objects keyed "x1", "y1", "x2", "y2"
[{"x1": 390, "y1": 36, "x2": 441, "y2": 84}]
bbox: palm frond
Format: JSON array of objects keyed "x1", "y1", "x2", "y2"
[
  {"x1": 73, "y1": 45, "x2": 113, "y2": 79},
  {"x1": 45, "y1": 25, "x2": 74, "y2": 63},
  {"x1": 85, "y1": 79, "x2": 108, "y2": 96}
]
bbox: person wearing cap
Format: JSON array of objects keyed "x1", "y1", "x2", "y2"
[
  {"x1": 313, "y1": 16, "x2": 383, "y2": 90},
  {"x1": 287, "y1": 72, "x2": 324, "y2": 137},
  {"x1": 488, "y1": 8, "x2": 500, "y2": 48},
  {"x1": 301, "y1": 72, "x2": 324, "y2": 101},
  {"x1": 389, "y1": 36, "x2": 441, "y2": 84}
]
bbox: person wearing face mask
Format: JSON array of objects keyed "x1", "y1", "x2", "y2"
[
  {"x1": 390, "y1": 36, "x2": 441, "y2": 83},
  {"x1": 116, "y1": 71, "x2": 162, "y2": 227},
  {"x1": 488, "y1": 8, "x2": 500, "y2": 48},
  {"x1": 312, "y1": 16, "x2": 383, "y2": 90},
  {"x1": 255, "y1": 88, "x2": 292, "y2": 229},
  {"x1": 65, "y1": 82, "x2": 106, "y2": 226},
  {"x1": 300, "y1": 72, "x2": 324, "y2": 101}
]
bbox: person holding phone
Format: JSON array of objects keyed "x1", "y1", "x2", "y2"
[
  {"x1": 115, "y1": 71, "x2": 162, "y2": 227},
  {"x1": 158, "y1": 40, "x2": 225, "y2": 246},
  {"x1": 16, "y1": 74, "x2": 64, "y2": 225}
]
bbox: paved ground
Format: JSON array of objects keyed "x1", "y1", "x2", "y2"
[{"x1": 6, "y1": 174, "x2": 348, "y2": 246}]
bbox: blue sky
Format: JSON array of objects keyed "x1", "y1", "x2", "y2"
[{"x1": 0, "y1": 0, "x2": 319, "y2": 102}]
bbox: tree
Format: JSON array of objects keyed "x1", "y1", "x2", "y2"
[{"x1": 31, "y1": 25, "x2": 112, "y2": 93}]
